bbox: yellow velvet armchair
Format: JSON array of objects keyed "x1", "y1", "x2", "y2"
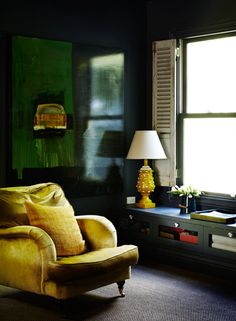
[{"x1": 0, "y1": 183, "x2": 138, "y2": 299}]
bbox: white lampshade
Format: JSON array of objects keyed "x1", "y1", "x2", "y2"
[{"x1": 126, "y1": 130, "x2": 166, "y2": 160}]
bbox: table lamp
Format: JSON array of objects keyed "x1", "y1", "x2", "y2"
[{"x1": 126, "y1": 130, "x2": 166, "y2": 208}]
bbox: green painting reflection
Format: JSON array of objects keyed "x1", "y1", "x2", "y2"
[{"x1": 11, "y1": 36, "x2": 124, "y2": 196}]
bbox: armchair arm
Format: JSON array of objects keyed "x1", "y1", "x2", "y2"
[
  {"x1": 0, "y1": 226, "x2": 56, "y2": 294},
  {"x1": 75, "y1": 215, "x2": 117, "y2": 250}
]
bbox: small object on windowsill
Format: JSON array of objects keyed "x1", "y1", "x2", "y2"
[
  {"x1": 191, "y1": 210, "x2": 236, "y2": 224},
  {"x1": 167, "y1": 185, "x2": 202, "y2": 214}
]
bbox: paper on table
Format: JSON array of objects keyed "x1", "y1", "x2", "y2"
[{"x1": 211, "y1": 242, "x2": 236, "y2": 253}]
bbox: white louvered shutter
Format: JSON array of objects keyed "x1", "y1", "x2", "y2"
[{"x1": 152, "y1": 39, "x2": 177, "y2": 186}]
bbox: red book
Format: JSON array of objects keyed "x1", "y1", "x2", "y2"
[{"x1": 180, "y1": 232, "x2": 198, "y2": 244}]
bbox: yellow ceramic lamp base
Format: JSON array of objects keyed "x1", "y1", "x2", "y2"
[
  {"x1": 136, "y1": 195, "x2": 156, "y2": 208},
  {"x1": 136, "y1": 159, "x2": 156, "y2": 209}
]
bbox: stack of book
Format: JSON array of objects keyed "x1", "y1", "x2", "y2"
[
  {"x1": 179, "y1": 231, "x2": 198, "y2": 244},
  {"x1": 211, "y1": 235, "x2": 236, "y2": 253},
  {"x1": 159, "y1": 226, "x2": 184, "y2": 240},
  {"x1": 190, "y1": 210, "x2": 236, "y2": 224},
  {"x1": 159, "y1": 226, "x2": 198, "y2": 244}
]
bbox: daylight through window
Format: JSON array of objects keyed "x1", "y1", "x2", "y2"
[{"x1": 182, "y1": 34, "x2": 236, "y2": 196}]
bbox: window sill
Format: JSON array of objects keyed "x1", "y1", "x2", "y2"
[{"x1": 197, "y1": 195, "x2": 236, "y2": 213}]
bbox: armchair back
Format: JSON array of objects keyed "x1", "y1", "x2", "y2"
[{"x1": 0, "y1": 182, "x2": 69, "y2": 227}]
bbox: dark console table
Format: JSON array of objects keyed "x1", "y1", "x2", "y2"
[{"x1": 117, "y1": 206, "x2": 236, "y2": 277}]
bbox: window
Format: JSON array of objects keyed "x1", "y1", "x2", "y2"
[
  {"x1": 181, "y1": 34, "x2": 236, "y2": 196},
  {"x1": 82, "y1": 53, "x2": 124, "y2": 181},
  {"x1": 75, "y1": 50, "x2": 125, "y2": 195},
  {"x1": 152, "y1": 34, "x2": 236, "y2": 198}
]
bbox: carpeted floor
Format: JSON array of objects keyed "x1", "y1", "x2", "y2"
[{"x1": 0, "y1": 262, "x2": 236, "y2": 321}]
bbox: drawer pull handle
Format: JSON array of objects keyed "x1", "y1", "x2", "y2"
[
  {"x1": 227, "y1": 232, "x2": 234, "y2": 238},
  {"x1": 174, "y1": 222, "x2": 180, "y2": 228}
]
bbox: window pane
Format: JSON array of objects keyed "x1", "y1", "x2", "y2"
[
  {"x1": 186, "y1": 36, "x2": 236, "y2": 113},
  {"x1": 83, "y1": 119, "x2": 123, "y2": 180},
  {"x1": 91, "y1": 54, "x2": 124, "y2": 116},
  {"x1": 183, "y1": 118, "x2": 236, "y2": 195}
]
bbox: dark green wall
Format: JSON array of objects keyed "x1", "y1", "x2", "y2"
[
  {"x1": 2, "y1": 0, "x2": 235, "y2": 215},
  {"x1": 0, "y1": 0, "x2": 147, "y2": 216}
]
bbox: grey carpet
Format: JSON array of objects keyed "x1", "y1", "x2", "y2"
[{"x1": 0, "y1": 262, "x2": 236, "y2": 321}]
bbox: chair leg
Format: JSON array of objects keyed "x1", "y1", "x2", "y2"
[{"x1": 117, "y1": 280, "x2": 125, "y2": 297}]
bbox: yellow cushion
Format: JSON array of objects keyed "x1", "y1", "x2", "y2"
[{"x1": 25, "y1": 201, "x2": 86, "y2": 256}]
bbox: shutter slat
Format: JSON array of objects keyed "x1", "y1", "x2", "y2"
[{"x1": 152, "y1": 39, "x2": 177, "y2": 187}]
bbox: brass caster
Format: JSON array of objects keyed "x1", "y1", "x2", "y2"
[
  {"x1": 117, "y1": 280, "x2": 125, "y2": 297},
  {"x1": 118, "y1": 288, "x2": 125, "y2": 297}
]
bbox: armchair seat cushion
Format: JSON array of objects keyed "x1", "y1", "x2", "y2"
[{"x1": 48, "y1": 244, "x2": 138, "y2": 283}]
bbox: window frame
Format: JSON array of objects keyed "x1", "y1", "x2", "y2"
[{"x1": 178, "y1": 32, "x2": 236, "y2": 206}]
